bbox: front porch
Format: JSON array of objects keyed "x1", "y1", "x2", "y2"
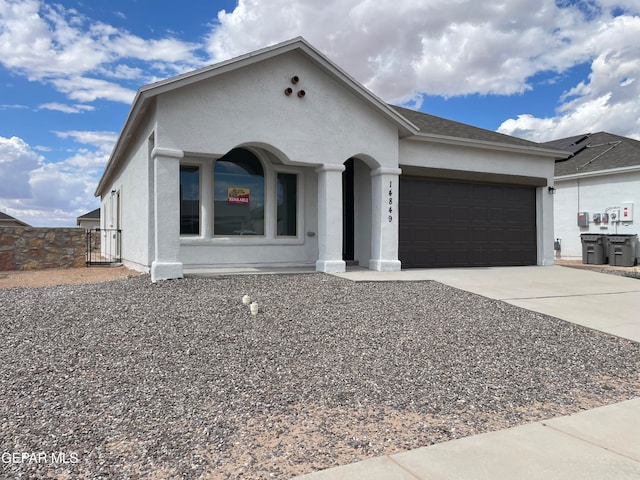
[{"x1": 150, "y1": 144, "x2": 402, "y2": 282}]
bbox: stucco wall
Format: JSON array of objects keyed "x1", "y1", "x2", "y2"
[
  {"x1": 399, "y1": 139, "x2": 556, "y2": 180},
  {"x1": 554, "y1": 170, "x2": 640, "y2": 260},
  {"x1": 148, "y1": 50, "x2": 406, "y2": 271},
  {"x1": 0, "y1": 227, "x2": 86, "y2": 271},
  {"x1": 156, "y1": 50, "x2": 400, "y2": 169},
  {"x1": 100, "y1": 111, "x2": 155, "y2": 271}
]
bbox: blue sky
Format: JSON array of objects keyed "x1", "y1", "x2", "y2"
[{"x1": 1, "y1": 0, "x2": 639, "y2": 226}]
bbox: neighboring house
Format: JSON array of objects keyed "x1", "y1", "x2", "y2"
[
  {"x1": 544, "y1": 132, "x2": 640, "y2": 262},
  {"x1": 76, "y1": 208, "x2": 101, "y2": 230},
  {"x1": 0, "y1": 211, "x2": 29, "y2": 227},
  {"x1": 95, "y1": 37, "x2": 567, "y2": 282}
]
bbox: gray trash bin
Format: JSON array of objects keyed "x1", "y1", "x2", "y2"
[
  {"x1": 580, "y1": 234, "x2": 607, "y2": 264},
  {"x1": 607, "y1": 234, "x2": 638, "y2": 267}
]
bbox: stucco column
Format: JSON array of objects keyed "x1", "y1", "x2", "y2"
[
  {"x1": 538, "y1": 184, "x2": 555, "y2": 265},
  {"x1": 151, "y1": 147, "x2": 184, "y2": 282},
  {"x1": 369, "y1": 167, "x2": 402, "y2": 271},
  {"x1": 315, "y1": 164, "x2": 346, "y2": 273}
]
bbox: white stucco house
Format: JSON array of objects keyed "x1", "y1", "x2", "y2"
[
  {"x1": 544, "y1": 132, "x2": 640, "y2": 262},
  {"x1": 95, "y1": 37, "x2": 567, "y2": 282}
]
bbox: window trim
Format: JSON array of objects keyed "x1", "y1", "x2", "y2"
[
  {"x1": 180, "y1": 151, "x2": 305, "y2": 246},
  {"x1": 274, "y1": 168, "x2": 301, "y2": 239},
  {"x1": 179, "y1": 164, "x2": 202, "y2": 236},
  {"x1": 179, "y1": 158, "x2": 208, "y2": 239},
  {"x1": 213, "y1": 148, "x2": 266, "y2": 238}
]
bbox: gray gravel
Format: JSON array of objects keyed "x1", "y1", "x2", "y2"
[{"x1": 1, "y1": 273, "x2": 639, "y2": 479}]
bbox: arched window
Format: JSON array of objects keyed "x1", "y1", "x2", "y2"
[{"x1": 213, "y1": 148, "x2": 265, "y2": 235}]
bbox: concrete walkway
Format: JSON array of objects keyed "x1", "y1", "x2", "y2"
[
  {"x1": 294, "y1": 399, "x2": 640, "y2": 480},
  {"x1": 293, "y1": 265, "x2": 640, "y2": 480}
]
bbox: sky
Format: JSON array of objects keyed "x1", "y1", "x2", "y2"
[{"x1": 1, "y1": 0, "x2": 639, "y2": 227}]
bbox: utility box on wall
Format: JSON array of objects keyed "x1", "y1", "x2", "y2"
[
  {"x1": 621, "y1": 203, "x2": 634, "y2": 222},
  {"x1": 577, "y1": 212, "x2": 589, "y2": 227}
]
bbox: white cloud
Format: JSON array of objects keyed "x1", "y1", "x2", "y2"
[
  {"x1": 208, "y1": 0, "x2": 640, "y2": 140},
  {"x1": 0, "y1": 132, "x2": 113, "y2": 226},
  {"x1": 53, "y1": 130, "x2": 117, "y2": 151},
  {"x1": 49, "y1": 76, "x2": 137, "y2": 103},
  {"x1": 39, "y1": 102, "x2": 95, "y2": 113},
  {"x1": 0, "y1": 0, "x2": 205, "y2": 104},
  {"x1": 0, "y1": 104, "x2": 29, "y2": 110},
  {"x1": 499, "y1": 14, "x2": 640, "y2": 141},
  {"x1": 28, "y1": 162, "x2": 93, "y2": 211},
  {"x1": 3, "y1": 0, "x2": 640, "y2": 227},
  {"x1": 206, "y1": 0, "x2": 598, "y2": 102},
  {"x1": 0, "y1": 136, "x2": 43, "y2": 198}
]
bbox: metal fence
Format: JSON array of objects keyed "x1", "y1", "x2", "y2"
[{"x1": 86, "y1": 228, "x2": 122, "y2": 266}]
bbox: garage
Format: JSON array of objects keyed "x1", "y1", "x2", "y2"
[{"x1": 399, "y1": 177, "x2": 537, "y2": 268}]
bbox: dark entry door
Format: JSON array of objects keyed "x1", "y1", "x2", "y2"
[
  {"x1": 399, "y1": 177, "x2": 537, "y2": 268},
  {"x1": 342, "y1": 158, "x2": 355, "y2": 261}
]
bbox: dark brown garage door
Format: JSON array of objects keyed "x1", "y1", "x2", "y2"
[{"x1": 399, "y1": 177, "x2": 537, "y2": 268}]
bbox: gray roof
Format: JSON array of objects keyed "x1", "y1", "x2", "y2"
[
  {"x1": 391, "y1": 105, "x2": 548, "y2": 148},
  {"x1": 77, "y1": 208, "x2": 100, "y2": 220},
  {"x1": 544, "y1": 132, "x2": 640, "y2": 177},
  {"x1": 0, "y1": 211, "x2": 29, "y2": 226}
]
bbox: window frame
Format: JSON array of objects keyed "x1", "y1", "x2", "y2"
[
  {"x1": 274, "y1": 169, "x2": 300, "y2": 239},
  {"x1": 213, "y1": 148, "x2": 266, "y2": 238},
  {"x1": 179, "y1": 150, "x2": 305, "y2": 246},
  {"x1": 179, "y1": 164, "x2": 202, "y2": 236}
]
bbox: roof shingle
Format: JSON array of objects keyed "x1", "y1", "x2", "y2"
[
  {"x1": 544, "y1": 132, "x2": 640, "y2": 176},
  {"x1": 391, "y1": 105, "x2": 547, "y2": 148}
]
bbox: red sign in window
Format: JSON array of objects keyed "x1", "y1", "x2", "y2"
[{"x1": 228, "y1": 188, "x2": 250, "y2": 204}]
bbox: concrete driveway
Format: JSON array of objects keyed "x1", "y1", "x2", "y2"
[
  {"x1": 298, "y1": 265, "x2": 640, "y2": 480},
  {"x1": 335, "y1": 265, "x2": 640, "y2": 343}
]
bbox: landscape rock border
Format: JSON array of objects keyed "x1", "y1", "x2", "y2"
[{"x1": 1, "y1": 273, "x2": 638, "y2": 479}]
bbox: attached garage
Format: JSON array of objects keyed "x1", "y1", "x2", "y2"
[{"x1": 399, "y1": 177, "x2": 537, "y2": 268}]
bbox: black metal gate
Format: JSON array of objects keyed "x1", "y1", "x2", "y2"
[{"x1": 86, "y1": 228, "x2": 122, "y2": 266}]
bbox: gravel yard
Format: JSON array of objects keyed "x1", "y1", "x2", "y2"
[{"x1": 1, "y1": 273, "x2": 639, "y2": 479}]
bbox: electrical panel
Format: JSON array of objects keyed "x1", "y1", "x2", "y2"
[
  {"x1": 577, "y1": 212, "x2": 589, "y2": 227},
  {"x1": 592, "y1": 213, "x2": 601, "y2": 224},
  {"x1": 621, "y1": 203, "x2": 634, "y2": 222},
  {"x1": 609, "y1": 209, "x2": 620, "y2": 222}
]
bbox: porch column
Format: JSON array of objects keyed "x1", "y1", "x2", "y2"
[
  {"x1": 369, "y1": 167, "x2": 402, "y2": 271},
  {"x1": 315, "y1": 164, "x2": 346, "y2": 273},
  {"x1": 151, "y1": 147, "x2": 184, "y2": 282},
  {"x1": 538, "y1": 183, "x2": 555, "y2": 265}
]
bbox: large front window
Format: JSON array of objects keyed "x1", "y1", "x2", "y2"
[{"x1": 213, "y1": 149, "x2": 265, "y2": 236}]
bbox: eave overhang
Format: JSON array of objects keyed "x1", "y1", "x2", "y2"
[
  {"x1": 555, "y1": 164, "x2": 640, "y2": 181},
  {"x1": 405, "y1": 132, "x2": 571, "y2": 160}
]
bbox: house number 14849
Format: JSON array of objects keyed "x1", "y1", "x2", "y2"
[{"x1": 388, "y1": 181, "x2": 393, "y2": 222}]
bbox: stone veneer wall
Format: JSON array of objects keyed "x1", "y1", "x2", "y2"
[{"x1": 0, "y1": 227, "x2": 87, "y2": 271}]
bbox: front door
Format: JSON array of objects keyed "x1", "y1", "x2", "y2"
[{"x1": 342, "y1": 158, "x2": 355, "y2": 261}]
